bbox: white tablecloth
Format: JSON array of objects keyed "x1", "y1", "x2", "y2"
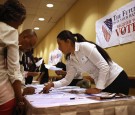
[{"x1": 24, "y1": 85, "x2": 135, "y2": 115}]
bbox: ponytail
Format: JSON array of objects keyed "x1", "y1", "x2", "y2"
[{"x1": 57, "y1": 30, "x2": 112, "y2": 64}]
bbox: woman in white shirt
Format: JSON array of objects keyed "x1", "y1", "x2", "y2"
[
  {"x1": 43, "y1": 30, "x2": 129, "y2": 95},
  {"x1": 0, "y1": 0, "x2": 26, "y2": 114}
]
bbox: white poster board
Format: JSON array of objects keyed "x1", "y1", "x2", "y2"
[
  {"x1": 96, "y1": 1, "x2": 135, "y2": 48},
  {"x1": 48, "y1": 48, "x2": 62, "y2": 65}
]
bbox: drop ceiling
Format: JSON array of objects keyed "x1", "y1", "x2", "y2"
[{"x1": 0, "y1": 0, "x2": 77, "y2": 46}]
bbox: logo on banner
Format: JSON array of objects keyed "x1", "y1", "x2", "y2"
[{"x1": 102, "y1": 18, "x2": 113, "y2": 42}]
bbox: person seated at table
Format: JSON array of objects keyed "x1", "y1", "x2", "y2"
[
  {"x1": 55, "y1": 61, "x2": 66, "y2": 79},
  {"x1": 55, "y1": 61, "x2": 90, "y2": 87},
  {"x1": 36, "y1": 58, "x2": 49, "y2": 84},
  {"x1": 76, "y1": 79, "x2": 91, "y2": 88},
  {"x1": 42, "y1": 30, "x2": 129, "y2": 95}
]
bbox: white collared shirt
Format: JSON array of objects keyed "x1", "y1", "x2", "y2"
[
  {"x1": 0, "y1": 22, "x2": 23, "y2": 105},
  {"x1": 54, "y1": 42, "x2": 123, "y2": 89}
]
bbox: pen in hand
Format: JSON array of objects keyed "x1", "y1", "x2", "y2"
[
  {"x1": 39, "y1": 82, "x2": 53, "y2": 94},
  {"x1": 39, "y1": 90, "x2": 43, "y2": 94}
]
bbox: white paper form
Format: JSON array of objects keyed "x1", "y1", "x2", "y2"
[
  {"x1": 25, "y1": 86, "x2": 101, "y2": 108},
  {"x1": 44, "y1": 64, "x2": 62, "y2": 71},
  {"x1": 25, "y1": 92, "x2": 100, "y2": 108},
  {"x1": 35, "y1": 58, "x2": 43, "y2": 67}
]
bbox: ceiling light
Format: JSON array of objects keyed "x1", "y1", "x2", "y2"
[
  {"x1": 46, "y1": 3, "x2": 53, "y2": 8},
  {"x1": 34, "y1": 27, "x2": 39, "y2": 30},
  {"x1": 38, "y1": 18, "x2": 45, "y2": 21}
]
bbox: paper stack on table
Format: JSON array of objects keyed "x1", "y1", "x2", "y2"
[{"x1": 45, "y1": 64, "x2": 62, "y2": 71}]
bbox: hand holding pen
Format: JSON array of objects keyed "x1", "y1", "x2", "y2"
[{"x1": 39, "y1": 82, "x2": 54, "y2": 94}]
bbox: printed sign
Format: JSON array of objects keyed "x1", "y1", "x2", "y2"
[
  {"x1": 48, "y1": 48, "x2": 62, "y2": 65},
  {"x1": 96, "y1": 1, "x2": 135, "y2": 48}
]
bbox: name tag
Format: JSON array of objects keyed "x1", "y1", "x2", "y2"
[{"x1": 81, "y1": 56, "x2": 88, "y2": 63}]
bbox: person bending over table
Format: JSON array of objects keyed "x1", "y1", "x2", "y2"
[
  {"x1": 19, "y1": 29, "x2": 40, "y2": 85},
  {"x1": 0, "y1": 0, "x2": 26, "y2": 114},
  {"x1": 42, "y1": 30, "x2": 129, "y2": 95}
]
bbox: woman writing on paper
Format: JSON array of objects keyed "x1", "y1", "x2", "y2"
[{"x1": 42, "y1": 30, "x2": 129, "y2": 95}]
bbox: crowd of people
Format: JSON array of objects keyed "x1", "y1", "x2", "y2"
[{"x1": 0, "y1": 0, "x2": 130, "y2": 115}]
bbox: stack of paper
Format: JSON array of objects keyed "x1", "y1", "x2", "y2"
[{"x1": 45, "y1": 64, "x2": 62, "y2": 71}]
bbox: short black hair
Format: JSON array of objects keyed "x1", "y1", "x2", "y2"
[
  {"x1": 56, "y1": 62, "x2": 66, "y2": 71},
  {"x1": 0, "y1": 0, "x2": 26, "y2": 23}
]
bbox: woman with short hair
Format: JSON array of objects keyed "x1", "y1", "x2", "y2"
[{"x1": 0, "y1": 0, "x2": 26, "y2": 114}]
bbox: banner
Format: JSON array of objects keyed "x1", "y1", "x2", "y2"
[{"x1": 96, "y1": 1, "x2": 135, "y2": 48}]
